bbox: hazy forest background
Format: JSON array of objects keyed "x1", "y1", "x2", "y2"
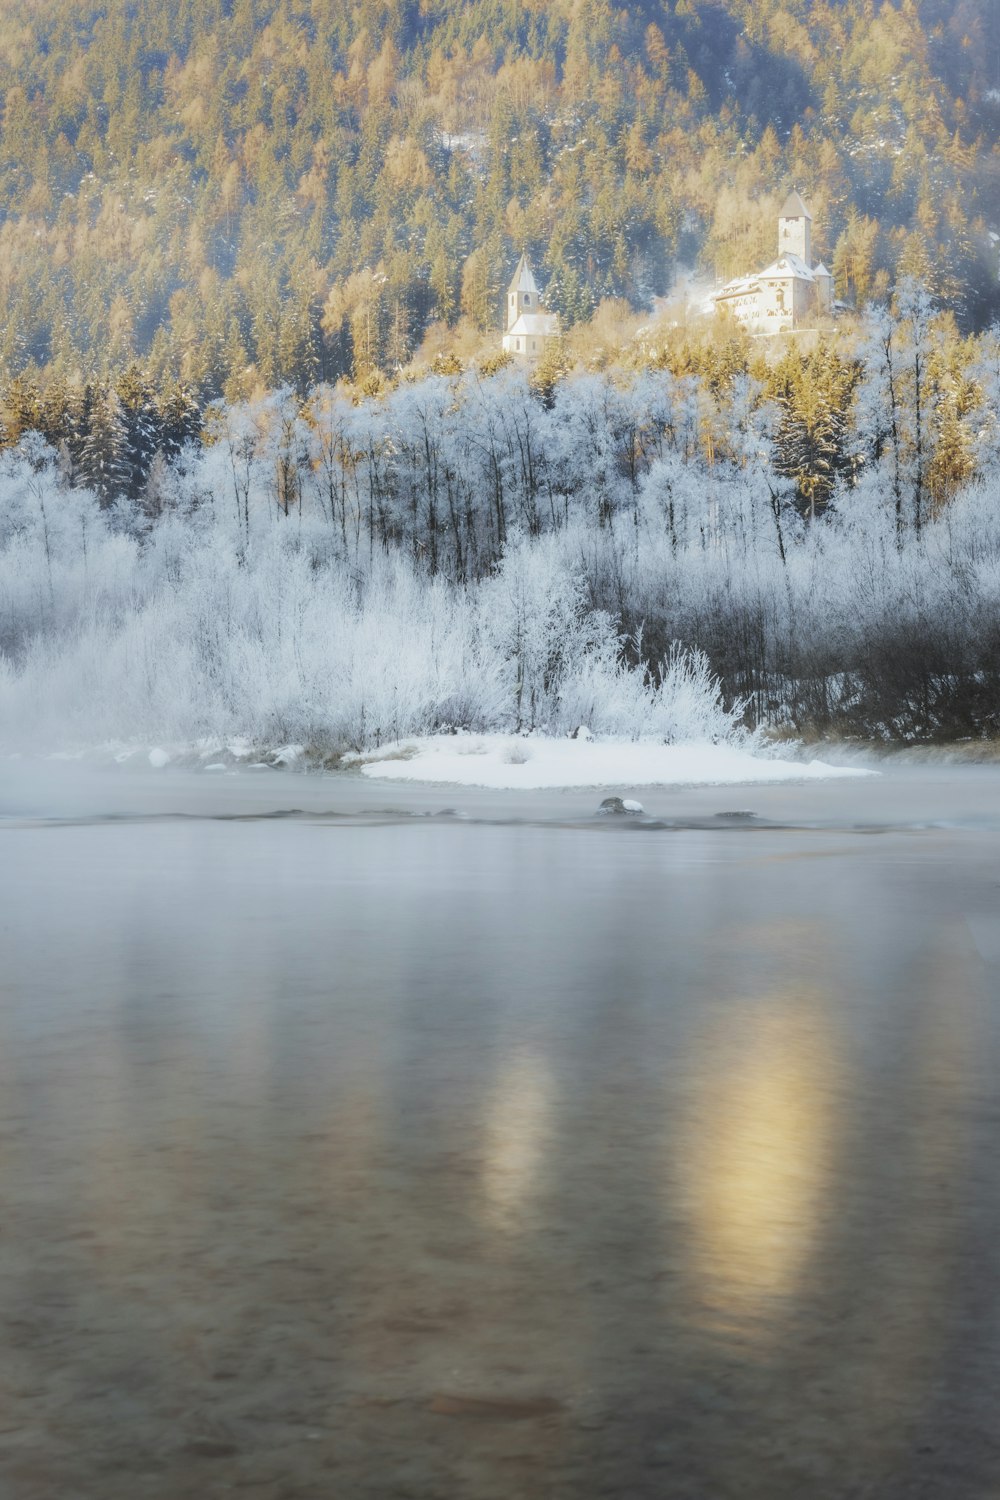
[{"x1": 0, "y1": 0, "x2": 999, "y2": 403}]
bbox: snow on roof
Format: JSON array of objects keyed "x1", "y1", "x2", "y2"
[
  {"x1": 780, "y1": 189, "x2": 812, "y2": 220},
  {"x1": 506, "y1": 312, "x2": 560, "y2": 337},
  {"x1": 714, "y1": 274, "x2": 760, "y2": 300},
  {"x1": 758, "y1": 253, "x2": 815, "y2": 282},
  {"x1": 716, "y1": 251, "x2": 826, "y2": 303},
  {"x1": 508, "y1": 253, "x2": 540, "y2": 299}
]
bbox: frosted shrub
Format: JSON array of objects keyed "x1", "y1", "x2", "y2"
[
  {"x1": 554, "y1": 640, "x2": 746, "y2": 745},
  {"x1": 481, "y1": 534, "x2": 608, "y2": 732},
  {"x1": 650, "y1": 644, "x2": 748, "y2": 745}
]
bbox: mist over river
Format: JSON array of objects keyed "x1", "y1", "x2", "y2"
[{"x1": 2, "y1": 762, "x2": 1000, "y2": 1499}]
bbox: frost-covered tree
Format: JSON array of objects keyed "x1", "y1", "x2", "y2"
[{"x1": 78, "y1": 386, "x2": 131, "y2": 507}]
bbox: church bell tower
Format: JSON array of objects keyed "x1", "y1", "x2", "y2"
[{"x1": 506, "y1": 253, "x2": 540, "y2": 331}]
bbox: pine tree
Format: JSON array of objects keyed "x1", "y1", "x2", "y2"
[
  {"x1": 158, "y1": 382, "x2": 203, "y2": 463},
  {"x1": 79, "y1": 385, "x2": 131, "y2": 506},
  {"x1": 116, "y1": 364, "x2": 162, "y2": 500},
  {"x1": 3, "y1": 376, "x2": 44, "y2": 444}
]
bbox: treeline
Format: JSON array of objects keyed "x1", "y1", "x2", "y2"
[
  {"x1": 1, "y1": 288, "x2": 998, "y2": 746},
  {"x1": 0, "y1": 283, "x2": 986, "y2": 522},
  {"x1": 0, "y1": 0, "x2": 998, "y2": 397},
  {"x1": 0, "y1": 366, "x2": 202, "y2": 503}
]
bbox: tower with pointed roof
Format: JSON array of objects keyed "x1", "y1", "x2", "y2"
[
  {"x1": 713, "y1": 191, "x2": 834, "y2": 333},
  {"x1": 502, "y1": 253, "x2": 560, "y2": 361},
  {"x1": 507, "y1": 254, "x2": 539, "y2": 331}
]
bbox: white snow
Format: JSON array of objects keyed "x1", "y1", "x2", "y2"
[
  {"x1": 148, "y1": 747, "x2": 171, "y2": 768},
  {"x1": 272, "y1": 744, "x2": 305, "y2": 765},
  {"x1": 354, "y1": 735, "x2": 874, "y2": 790}
]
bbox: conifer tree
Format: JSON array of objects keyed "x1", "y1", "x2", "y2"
[{"x1": 79, "y1": 385, "x2": 131, "y2": 506}]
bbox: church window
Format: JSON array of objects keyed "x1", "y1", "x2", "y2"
[{"x1": 524, "y1": 294, "x2": 530, "y2": 305}]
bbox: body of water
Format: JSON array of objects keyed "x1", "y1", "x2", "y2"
[{"x1": 2, "y1": 762, "x2": 999, "y2": 1498}]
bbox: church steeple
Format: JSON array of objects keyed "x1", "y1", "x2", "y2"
[
  {"x1": 502, "y1": 252, "x2": 560, "y2": 360},
  {"x1": 506, "y1": 253, "x2": 541, "y2": 332}
]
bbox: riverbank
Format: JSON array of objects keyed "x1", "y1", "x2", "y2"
[
  {"x1": 11, "y1": 731, "x2": 871, "y2": 792},
  {"x1": 349, "y1": 733, "x2": 872, "y2": 790}
]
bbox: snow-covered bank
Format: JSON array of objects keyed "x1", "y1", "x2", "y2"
[{"x1": 354, "y1": 735, "x2": 874, "y2": 790}]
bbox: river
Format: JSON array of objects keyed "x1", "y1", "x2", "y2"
[{"x1": 2, "y1": 760, "x2": 999, "y2": 1498}]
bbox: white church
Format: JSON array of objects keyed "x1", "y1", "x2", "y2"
[
  {"x1": 713, "y1": 191, "x2": 833, "y2": 333},
  {"x1": 502, "y1": 254, "x2": 560, "y2": 361}
]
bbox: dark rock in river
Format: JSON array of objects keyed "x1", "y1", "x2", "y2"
[{"x1": 598, "y1": 797, "x2": 644, "y2": 816}]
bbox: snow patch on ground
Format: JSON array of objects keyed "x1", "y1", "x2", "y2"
[
  {"x1": 353, "y1": 735, "x2": 875, "y2": 790},
  {"x1": 272, "y1": 744, "x2": 306, "y2": 765}
]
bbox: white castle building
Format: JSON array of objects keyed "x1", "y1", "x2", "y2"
[
  {"x1": 713, "y1": 191, "x2": 833, "y2": 333},
  {"x1": 502, "y1": 254, "x2": 560, "y2": 360}
]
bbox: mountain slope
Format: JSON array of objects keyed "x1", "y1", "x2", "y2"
[{"x1": 0, "y1": 0, "x2": 997, "y2": 393}]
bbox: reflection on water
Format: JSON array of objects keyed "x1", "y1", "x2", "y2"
[
  {"x1": 480, "y1": 1051, "x2": 555, "y2": 1236},
  {"x1": 680, "y1": 970, "x2": 840, "y2": 1335},
  {"x1": 1, "y1": 794, "x2": 1000, "y2": 1500}
]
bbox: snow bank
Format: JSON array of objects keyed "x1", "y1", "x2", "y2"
[{"x1": 354, "y1": 735, "x2": 874, "y2": 790}]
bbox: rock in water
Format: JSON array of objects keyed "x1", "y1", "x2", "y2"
[{"x1": 598, "y1": 796, "x2": 644, "y2": 816}]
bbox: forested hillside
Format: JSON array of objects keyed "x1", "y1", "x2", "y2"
[{"x1": 1, "y1": 0, "x2": 998, "y2": 399}]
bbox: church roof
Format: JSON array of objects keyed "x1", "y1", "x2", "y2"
[
  {"x1": 812, "y1": 261, "x2": 832, "y2": 278},
  {"x1": 780, "y1": 189, "x2": 812, "y2": 220},
  {"x1": 506, "y1": 311, "x2": 560, "y2": 338},
  {"x1": 508, "y1": 253, "x2": 540, "y2": 299}
]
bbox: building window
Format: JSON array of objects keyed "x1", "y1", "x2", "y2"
[
  {"x1": 516, "y1": 339, "x2": 521, "y2": 350},
  {"x1": 524, "y1": 294, "x2": 530, "y2": 305}
]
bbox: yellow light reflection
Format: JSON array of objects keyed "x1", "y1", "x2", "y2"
[
  {"x1": 479, "y1": 1050, "x2": 554, "y2": 1235},
  {"x1": 680, "y1": 976, "x2": 840, "y2": 1332}
]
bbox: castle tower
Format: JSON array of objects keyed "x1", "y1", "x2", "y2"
[
  {"x1": 506, "y1": 253, "x2": 540, "y2": 332},
  {"x1": 778, "y1": 189, "x2": 812, "y2": 264}
]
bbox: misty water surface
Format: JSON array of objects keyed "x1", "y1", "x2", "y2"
[{"x1": 1, "y1": 762, "x2": 999, "y2": 1499}]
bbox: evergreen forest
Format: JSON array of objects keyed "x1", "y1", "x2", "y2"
[{"x1": 0, "y1": 0, "x2": 998, "y2": 402}]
